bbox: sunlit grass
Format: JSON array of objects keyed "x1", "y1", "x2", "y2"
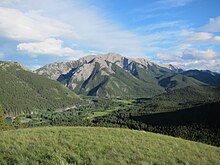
[{"x1": 0, "y1": 127, "x2": 220, "y2": 164}]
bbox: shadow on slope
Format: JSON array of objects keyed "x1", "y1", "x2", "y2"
[
  {"x1": 132, "y1": 102, "x2": 220, "y2": 126},
  {"x1": 131, "y1": 102, "x2": 220, "y2": 146}
]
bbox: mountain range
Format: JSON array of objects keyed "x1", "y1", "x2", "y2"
[
  {"x1": 36, "y1": 53, "x2": 220, "y2": 98},
  {"x1": 1, "y1": 53, "x2": 220, "y2": 113}
]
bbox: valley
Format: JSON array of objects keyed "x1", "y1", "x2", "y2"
[
  {"x1": 1, "y1": 1, "x2": 220, "y2": 164},
  {"x1": 17, "y1": 86, "x2": 220, "y2": 147},
  {"x1": 1, "y1": 54, "x2": 220, "y2": 164}
]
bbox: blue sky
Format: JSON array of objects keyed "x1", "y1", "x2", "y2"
[{"x1": 0, "y1": 0, "x2": 220, "y2": 71}]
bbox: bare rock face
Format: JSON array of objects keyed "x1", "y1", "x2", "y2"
[
  {"x1": 36, "y1": 53, "x2": 155, "y2": 81},
  {"x1": 35, "y1": 53, "x2": 169, "y2": 97},
  {"x1": 35, "y1": 61, "x2": 77, "y2": 80},
  {"x1": 72, "y1": 62, "x2": 95, "y2": 82},
  {"x1": 161, "y1": 64, "x2": 183, "y2": 73}
]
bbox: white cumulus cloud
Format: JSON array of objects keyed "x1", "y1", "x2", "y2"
[
  {"x1": 203, "y1": 16, "x2": 220, "y2": 32},
  {"x1": 0, "y1": 7, "x2": 76, "y2": 41},
  {"x1": 0, "y1": 1, "x2": 146, "y2": 57},
  {"x1": 158, "y1": 48, "x2": 220, "y2": 71},
  {"x1": 186, "y1": 32, "x2": 220, "y2": 45},
  {"x1": 168, "y1": 59, "x2": 220, "y2": 72},
  {"x1": 17, "y1": 38, "x2": 85, "y2": 59},
  {"x1": 182, "y1": 48, "x2": 217, "y2": 60}
]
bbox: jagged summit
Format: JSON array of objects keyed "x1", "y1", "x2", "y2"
[
  {"x1": 35, "y1": 53, "x2": 207, "y2": 97},
  {"x1": 36, "y1": 53, "x2": 157, "y2": 82},
  {"x1": 161, "y1": 64, "x2": 183, "y2": 73},
  {"x1": 79, "y1": 53, "x2": 152, "y2": 68}
]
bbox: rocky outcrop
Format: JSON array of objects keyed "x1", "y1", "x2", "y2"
[
  {"x1": 36, "y1": 53, "x2": 156, "y2": 81},
  {"x1": 0, "y1": 61, "x2": 30, "y2": 71},
  {"x1": 162, "y1": 64, "x2": 183, "y2": 73}
]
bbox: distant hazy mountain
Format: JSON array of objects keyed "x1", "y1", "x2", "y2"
[
  {"x1": 36, "y1": 53, "x2": 207, "y2": 98},
  {"x1": 182, "y1": 70, "x2": 220, "y2": 86},
  {"x1": 0, "y1": 61, "x2": 80, "y2": 115}
]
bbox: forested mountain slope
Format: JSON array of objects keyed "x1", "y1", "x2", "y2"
[{"x1": 0, "y1": 61, "x2": 81, "y2": 115}]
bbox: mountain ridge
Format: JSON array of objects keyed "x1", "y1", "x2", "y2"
[{"x1": 36, "y1": 53, "x2": 218, "y2": 98}]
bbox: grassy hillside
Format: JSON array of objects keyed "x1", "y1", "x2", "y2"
[
  {"x1": 0, "y1": 127, "x2": 220, "y2": 165},
  {"x1": 158, "y1": 74, "x2": 204, "y2": 91},
  {"x1": 0, "y1": 61, "x2": 81, "y2": 115}
]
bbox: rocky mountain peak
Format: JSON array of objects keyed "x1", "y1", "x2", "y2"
[
  {"x1": 130, "y1": 57, "x2": 153, "y2": 67},
  {"x1": 162, "y1": 64, "x2": 183, "y2": 73},
  {"x1": 35, "y1": 53, "x2": 217, "y2": 97},
  {"x1": 0, "y1": 61, "x2": 29, "y2": 71},
  {"x1": 75, "y1": 53, "x2": 153, "y2": 68},
  {"x1": 36, "y1": 53, "x2": 159, "y2": 81},
  {"x1": 105, "y1": 53, "x2": 123, "y2": 62},
  {"x1": 81, "y1": 55, "x2": 96, "y2": 64}
]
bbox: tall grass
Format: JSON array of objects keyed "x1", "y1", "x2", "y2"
[{"x1": 0, "y1": 127, "x2": 219, "y2": 165}]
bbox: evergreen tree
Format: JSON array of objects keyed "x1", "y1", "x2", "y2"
[{"x1": 0, "y1": 104, "x2": 8, "y2": 130}]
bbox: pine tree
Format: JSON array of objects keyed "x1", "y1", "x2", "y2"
[{"x1": 0, "y1": 104, "x2": 8, "y2": 130}]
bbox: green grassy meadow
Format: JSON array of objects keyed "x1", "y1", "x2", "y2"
[{"x1": 0, "y1": 127, "x2": 220, "y2": 165}]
